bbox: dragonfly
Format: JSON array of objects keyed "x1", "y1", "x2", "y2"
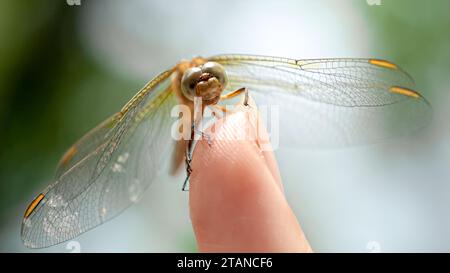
[{"x1": 21, "y1": 54, "x2": 431, "y2": 248}]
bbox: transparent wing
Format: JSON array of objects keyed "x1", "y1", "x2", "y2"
[
  {"x1": 21, "y1": 70, "x2": 177, "y2": 248},
  {"x1": 211, "y1": 55, "x2": 431, "y2": 148},
  {"x1": 54, "y1": 112, "x2": 120, "y2": 179}
]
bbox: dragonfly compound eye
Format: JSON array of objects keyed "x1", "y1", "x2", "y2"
[
  {"x1": 181, "y1": 62, "x2": 228, "y2": 104},
  {"x1": 201, "y1": 61, "x2": 228, "y2": 87},
  {"x1": 181, "y1": 66, "x2": 202, "y2": 101}
]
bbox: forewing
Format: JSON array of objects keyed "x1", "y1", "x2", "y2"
[
  {"x1": 211, "y1": 55, "x2": 431, "y2": 148},
  {"x1": 21, "y1": 70, "x2": 177, "y2": 248}
]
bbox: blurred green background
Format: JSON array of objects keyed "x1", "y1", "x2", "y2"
[{"x1": 0, "y1": 0, "x2": 449, "y2": 252}]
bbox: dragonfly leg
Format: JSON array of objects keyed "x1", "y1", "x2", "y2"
[
  {"x1": 182, "y1": 121, "x2": 212, "y2": 191},
  {"x1": 182, "y1": 87, "x2": 251, "y2": 191},
  {"x1": 242, "y1": 87, "x2": 249, "y2": 107},
  {"x1": 182, "y1": 139, "x2": 193, "y2": 191},
  {"x1": 220, "y1": 87, "x2": 245, "y2": 100},
  {"x1": 195, "y1": 129, "x2": 212, "y2": 147},
  {"x1": 220, "y1": 87, "x2": 249, "y2": 107},
  {"x1": 182, "y1": 159, "x2": 192, "y2": 191}
]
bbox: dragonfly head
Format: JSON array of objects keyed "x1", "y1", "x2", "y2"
[{"x1": 181, "y1": 61, "x2": 228, "y2": 105}]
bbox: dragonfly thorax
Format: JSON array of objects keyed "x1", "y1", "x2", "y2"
[{"x1": 180, "y1": 61, "x2": 228, "y2": 105}]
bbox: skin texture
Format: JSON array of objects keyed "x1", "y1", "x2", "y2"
[{"x1": 189, "y1": 103, "x2": 312, "y2": 253}]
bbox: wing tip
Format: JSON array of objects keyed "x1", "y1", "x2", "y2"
[{"x1": 23, "y1": 193, "x2": 45, "y2": 219}]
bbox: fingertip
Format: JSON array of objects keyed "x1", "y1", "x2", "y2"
[{"x1": 189, "y1": 109, "x2": 311, "y2": 252}]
